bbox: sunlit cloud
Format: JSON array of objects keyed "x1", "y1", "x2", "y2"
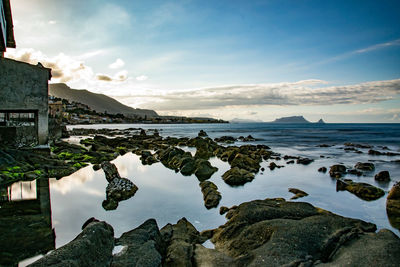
[
  {"x1": 136, "y1": 75, "x2": 148, "y2": 81},
  {"x1": 109, "y1": 58, "x2": 125, "y2": 69}
]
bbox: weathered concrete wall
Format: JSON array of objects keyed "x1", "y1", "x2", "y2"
[
  {"x1": 0, "y1": 126, "x2": 37, "y2": 147},
  {"x1": 0, "y1": 57, "x2": 51, "y2": 144}
]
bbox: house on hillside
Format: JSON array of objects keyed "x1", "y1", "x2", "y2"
[{"x1": 0, "y1": 0, "x2": 52, "y2": 146}]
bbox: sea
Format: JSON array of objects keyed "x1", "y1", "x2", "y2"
[{"x1": 8, "y1": 122, "x2": 400, "y2": 266}]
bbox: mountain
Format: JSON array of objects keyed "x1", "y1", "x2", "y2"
[
  {"x1": 49, "y1": 83, "x2": 158, "y2": 118},
  {"x1": 317, "y1": 118, "x2": 325, "y2": 124},
  {"x1": 272, "y1": 116, "x2": 311, "y2": 123}
]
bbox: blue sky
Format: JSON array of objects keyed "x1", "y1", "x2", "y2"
[{"x1": 5, "y1": 0, "x2": 400, "y2": 122}]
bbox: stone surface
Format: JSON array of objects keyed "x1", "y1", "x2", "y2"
[
  {"x1": 354, "y1": 162, "x2": 375, "y2": 171},
  {"x1": 329, "y1": 165, "x2": 346, "y2": 178},
  {"x1": 386, "y1": 182, "x2": 400, "y2": 230},
  {"x1": 209, "y1": 198, "x2": 400, "y2": 266},
  {"x1": 29, "y1": 220, "x2": 114, "y2": 267},
  {"x1": 112, "y1": 219, "x2": 165, "y2": 267},
  {"x1": 336, "y1": 179, "x2": 384, "y2": 201},
  {"x1": 101, "y1": 161, "x2": 121, "y2": 182},
  {"x1": 288, "y1": 188, "x2": 309, "y2": 199},
  {"x1": 222, "y1": 167, "x2": 255, "y2": 186},
  {"x1": 199, "y1": 181, "x2": 222, "y2": 209},
  {"x1": 375, "y1": 170, "x2": 390, "y2": 182}
]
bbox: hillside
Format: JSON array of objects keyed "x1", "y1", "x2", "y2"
[{"x1": 49, "y1": 83, "x2": 158, "y2": 118}]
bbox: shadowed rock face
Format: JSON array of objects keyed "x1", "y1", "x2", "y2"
[
  {"x1": 28, "y1": 221, "x2": 114, "y2": 267},
  {"x1": 210, "y1": 198, "x2": 400, "y2": 266}
]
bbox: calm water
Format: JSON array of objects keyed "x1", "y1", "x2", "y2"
[{"x1": 4, "y1": 123, "x2": 400, "y2": 266}]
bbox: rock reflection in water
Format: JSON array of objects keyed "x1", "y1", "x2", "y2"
[{"x1": 0, "y1": 178, "x2": 55, "y2": 266}]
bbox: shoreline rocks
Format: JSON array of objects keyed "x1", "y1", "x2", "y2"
[
  {"x1": 336, "y1": 179, "x2": 385, "y2": 201},
  {"x1": 199, "y1": 181, "x2": 222, "y2": 209},
  {"x1": 28, "y1": 198, "x2": 400, "y2": 267}
]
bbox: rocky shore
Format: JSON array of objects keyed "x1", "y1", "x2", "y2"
[
  {"x1": 1, "y1": 128, "x2": 400, "y2": 266},
  {"x1": 28, "y1": 198, "x2": 400, "y2": 266}
]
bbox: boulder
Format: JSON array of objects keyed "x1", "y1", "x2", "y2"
[
  {"x1": 198, "y1": 130, "x2": 208, "y2": 137},
  {"x1": 336, "y1": 179, "x2": 384, "y2": 201},
  {"x1": 161, "y1": 218, "x2": 206, "y2": 267},
  {"x1": 354, "y1": 162, "x2": 375, "y2": 171},
  {"x1": 222, "y1": 167, "x2": 255, "y2": 186},
  {"x1": 219, "y1": 206, "x2": 229, "y2": 215},
  {"x1": 297, "y1": 157, "x2": 314, "y2": 165},
  {"x1": 194, "y1": 159, "x2": 218, "y2": 181},
  {"x1": 318, "y1": 167, "x2": 327, "y2": 173},
  {"x1": 112, "y1": 219, "x2": 165, "y2": 267},
  {"x1": 199, "y1": 181, "x2": 222, "y2": 209},
  {"x1": 386, "y1": 182, "x2": 400, "y2": 230},
  {"x1": 230, "y1": 153, "x2": 260, "y2": 173},
  {"x1": 29, "y1": 220, "x2": 114, "y2": 267},
  {"x1": 209, "y1": 198, "x2": 400, "y2": 266},
  {"x1": 329, "y1": 165, "x2": 346, "y2": 178},
  {"x1": 375, "y1": 171, "x2": 390, "y2": 182},
  {"x1": 140, "y1": 151, "x2": 158, "y2": 165},
  {"x1": 214, "y1": 136, "x2": 236, "y2": 143}
]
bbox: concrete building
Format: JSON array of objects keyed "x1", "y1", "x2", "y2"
[{"x1": 0, "y1": 0, "x2": 52, "y2": 145}]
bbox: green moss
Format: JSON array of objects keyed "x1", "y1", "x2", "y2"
[
  {"x1": 57, "y1": 152, "x2": 74, "y2": 160},
  {"x1": 33, "y1": 170, "x2": 43, "y2": 175}
]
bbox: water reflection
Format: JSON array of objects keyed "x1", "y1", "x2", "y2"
[{"x1": 0, "y1": 178, "x2": 55, "y2": 266}]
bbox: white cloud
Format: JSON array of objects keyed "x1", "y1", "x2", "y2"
[
  {"x1": 117, "y1": 79, "x2": 400, "y2": 111},
  {"x1": 48, "y1": 20, "x2": 57, "y2": 25},
  {"x1": 109, "y1": 58, "x2": 125, "y2": 69},
  {"x1": 136, "y1": 75, "x2": 148, "y2": 81}
]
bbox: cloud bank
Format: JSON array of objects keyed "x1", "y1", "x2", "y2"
[{"x1": 132, "y1": 79, "x2": 400, "y2": 110}]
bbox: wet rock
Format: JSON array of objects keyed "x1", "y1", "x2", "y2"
[
  {"x1": 101, "y1": 161, "x2": 139, "y2": 211},
  {"x1": 286, "y1": 160, "x2": 295, "y2": 164},
  {"x1": 318, "y1": 144, "x2": 332, "y2": 147},
  {"x1": 297, "y1": 157, "x2": 314, "y2": 165},
  {"x1": 194, "y1": 244, "x2": 235, "y2": 266},
  {"x1": 318, "y1": 229, "x2": 400, "y2": 267},
  {"x1": 369, "y1": 149, "x2": 400, "y2": 156},
  {"x1": 112, "y1": 219, "x2": 165, "y2": 267},
  {"x1": 161, "y1": 218, "x2": 206, "y2": 267},
  {"x1": 329, "y1": 165, "x2": 346, "y2": 178},
  {"x1": 238, "y1": 135, "x2": 256, "y2": 142},
  {"x1": 288, "y1": 188, "x2": 309, "y2": 199},
  {"x1": 29, "y1": 220, "x2": 114, "y2": 267},
  {"x1": 318, "y1": 167, "x2": 327, "y2": 173},
  {"x1": 140, "y1": 150, "x2": 158, "y2": 165},
  {"x1": 194, "y1": 159, "x2": 218, "y2": 181},
  {"x1": 93, "y1": 164, "x2": 101, "y2": 171},
  {"x1": 375, "y1": 171, "x2": 390, "y2": 182},
  {"x1": 198, "y1": 130, "x2": 208, "y2": 137},
  {"x1": 220, "y1": 206, "x2": 229, "y2": 215},
  {"x1": 347, "y1": 169, "x2": 363, "y2": 176},
  {"x1": 200, "y1": 181, "x2": 222, "y2": 209},
  {"x1": 222, "y1": 167, "x2": 255, "y2": 186},
  {"x1": 336, "y1": 179, "x2": 384, "y2": 201},
  {"x1": 180, "y1": 158, "x2": 197, "y2": 176},
  {"x1": 354, "y1": 162, "x2": 375, "y2": 171},
  {"x1": 211, "y1": 198, "x2": 382, "y2": 266},
  {"x1": 386, "y1": 182, "x2": 400, "y2": 230},
  {"x1": 344, "y1": 143, "x2": 372, "y2": 149},
  {"x1": 214, "y1": 136, "x2": 236, "y2": 143},
  {"x1": 230, "y1": 153, "x2": 260, "y2": 173},
  {"x1": 101, "y1": 161, "x2": 121, "y2": 182}
]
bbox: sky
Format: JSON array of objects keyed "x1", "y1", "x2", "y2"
[{"x1": 4, "y1": 0, "x2": 400, "y2": 122}]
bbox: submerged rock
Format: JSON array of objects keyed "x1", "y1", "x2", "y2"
[
  {"x1": 200, "y1": 181, "x2": 222, "y2": 209},
  {"x1": 198, "y1": 130, "x2": 208, "y2": 137},
  {"x1": 222, "y1": 167, "x2": 255, "y2": 186},
  {"x1": 336, "y1": 179, "x2": 384, "y2": 201},
  {"x1": 297, "y1": 157, "x2": 314, "y2": 165},
  {"x1": 29, "y1": 220, "x2": 114, "y2": 267},
  {"x1": 318, "y1": 167, "x2": 327, "y2": 173},
  {"x1": 214, "y1": 136, "x2": 236, "y2": 143}
]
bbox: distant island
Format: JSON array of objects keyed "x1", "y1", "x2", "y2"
[{"x1": 272, "y1": 116, "x2": 325, "y2": 124}]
